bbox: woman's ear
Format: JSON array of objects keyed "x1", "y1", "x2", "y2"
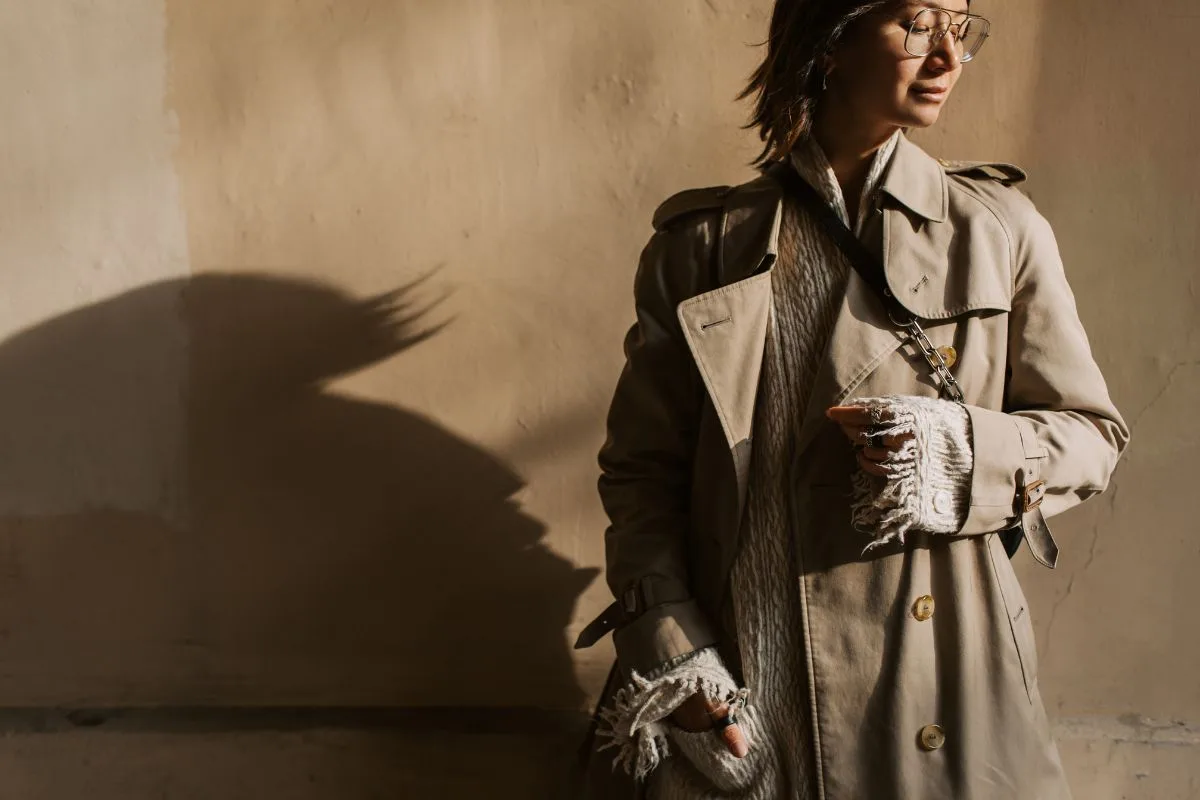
[
  {"x1": 821, "y1": 53, "x2": 836, "y2": 89},
  {"x1": 822, "y1": 46, "x2": 841, "y2": 80}
]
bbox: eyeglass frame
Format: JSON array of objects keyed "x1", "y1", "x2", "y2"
[{"x1": 902, "y1": 7, "x2": 992, "y2": 63}]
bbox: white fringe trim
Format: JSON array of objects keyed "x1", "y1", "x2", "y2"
[
  {"x1": 594, "y1": 647, "x2": 744, "y2": 781},
  {"x1": 847, "y1": 395, "x2": 973, "y2": 555}
]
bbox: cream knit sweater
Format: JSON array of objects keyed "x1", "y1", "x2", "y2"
[{"x1": 596, "y1": 132, "x2": 973, "y2": 799}]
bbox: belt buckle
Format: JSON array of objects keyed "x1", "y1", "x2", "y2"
[{"x1": 1022, "y1": 479, "x2": 1046, "y2": 513}]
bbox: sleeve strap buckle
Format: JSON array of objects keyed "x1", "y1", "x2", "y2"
[{"x1": 1022, "y1": 479, "x2": 1047, "y2": 513}]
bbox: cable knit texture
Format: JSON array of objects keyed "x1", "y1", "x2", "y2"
[
  {"x1": 596, "y1": 131, "x2": 974, "y2": 799},
  {"x1": 847, "y1": 395, "x2": 974, "y2": 553}
]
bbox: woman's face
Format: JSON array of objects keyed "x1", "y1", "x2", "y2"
[{"x1": 829, "y1": 1, "x2": 972, "y2": 130}]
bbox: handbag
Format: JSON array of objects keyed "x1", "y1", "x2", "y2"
[{"x1": 769, "y1": 162, "x2": 1025, "y2": 558}]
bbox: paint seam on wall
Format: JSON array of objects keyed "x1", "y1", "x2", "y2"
[{"x1": 1054, "y1": 716, "x2": 1200, "y2": 746}]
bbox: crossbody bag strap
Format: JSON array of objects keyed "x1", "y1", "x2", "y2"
[{"x1": 769, "y1": 162, "x2": 965, "y2": 404}]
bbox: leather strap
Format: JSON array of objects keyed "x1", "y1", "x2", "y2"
[
  {"x1": 573, "y1": 577, "x2": 695, "y2": 649},
  {"x1": 1017, "y1": 467, "x2": 1059, "y2": 568},
  {"x1": 574, "y1": 600, "x2": 626, "y2": 650}
]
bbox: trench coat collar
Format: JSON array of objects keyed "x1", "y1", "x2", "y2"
[
  {"x1": 718, "y1": 132, "x2": 948, "y2": 283},
  {"x1": 879, "y1": 132, "x2": 949, "y2": 223},
  {"x1": 718, "y1": 171, "x2": 784, "y2": 285}
]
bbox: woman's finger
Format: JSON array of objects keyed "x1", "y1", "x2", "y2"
[
  {"x1": 719, "y1": 717, "x2": 750, "y2": 758},
  {"x1": 857, "y1": 451, "x2": 894, "y2": 476},
  {"x1": 860, "y1": 446, "x2": 892, "y2": 463},
  {"x1": 670, "y1": 693, "x2": 715, "y2": 732},
  {"x1": 838, "y1": 424, "x2": 866, "y2": 442},
  {"x1": 837, "y1": 424, "x2": 904, "y2": 449},
  {"x1": 826, "y1": 405, "x2": 894, "y2": 426},
  {"x1": 704, "y1": 700, "x2": 749, "y2": 759},
  {"x1": 850, "y1": 428, "x2": 912, "y2": 449}
]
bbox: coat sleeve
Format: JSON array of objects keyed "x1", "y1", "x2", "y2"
[
  {"x1": 586, "y1": 218, "x2": 722, "y2": 676},
  {"x1": 959, "y1": 195, "x2": 1130, "y2": 536}
]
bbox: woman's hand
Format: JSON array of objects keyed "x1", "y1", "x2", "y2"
[
  {"x1": 669, "y1": 692, "x2": 750, "y2": 758},
  {"x1": 826, "y1": 404, "x2": 914, "y2": 477}
]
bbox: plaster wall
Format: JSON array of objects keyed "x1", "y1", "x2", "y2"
[{"x1": 0, "y1": 0, "x2": 1193, "y2": 795}]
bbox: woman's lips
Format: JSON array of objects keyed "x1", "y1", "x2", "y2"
[{"x1": 912, "y1": 85, "x2": 949, "y2": 99}]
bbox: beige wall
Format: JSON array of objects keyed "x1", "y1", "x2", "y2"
[{"x1": 0, "y1": 0, "x2": 1194, "y2": 796}]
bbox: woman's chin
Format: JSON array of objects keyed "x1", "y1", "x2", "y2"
[{"x1": 898, "y1": 106, "x2": 944, "y2": 130}]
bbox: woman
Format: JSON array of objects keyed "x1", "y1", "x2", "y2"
[{"x1": 575, "y1": 1, "x2": 1129, "y2": 798}]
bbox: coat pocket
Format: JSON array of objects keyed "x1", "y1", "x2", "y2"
[
  {"x1": 664, "y1": 704, "x2": 764, "y2": 794},
  {"x1": 987, "y1": 534, "x2": 1039, "y2": 703}
]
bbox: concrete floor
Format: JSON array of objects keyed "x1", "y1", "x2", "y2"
[
  {"x1": 0, "y1": 710, "x2": 1193, "y2": 799},
  {"x1": 0, "y1": 714, "x2": 1190, "y2": 800},
  {"x1": 0, "y1": 709, "x2": 588, "y2": 800}
]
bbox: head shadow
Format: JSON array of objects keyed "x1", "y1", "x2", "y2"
[{"x1": 0, "y1": 272, "x2": 597, "y2": 712}]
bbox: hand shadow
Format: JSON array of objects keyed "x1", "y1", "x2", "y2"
[{"x1": 0, "y1": 272, "x2": 597, "y2": 717}]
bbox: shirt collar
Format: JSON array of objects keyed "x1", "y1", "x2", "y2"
[
  {"x1": 788, "y1": 130, "x2": 902, "y2": 234},
  {"x1": 788, "y1": 130, "x2": 949, "y2": 226}
]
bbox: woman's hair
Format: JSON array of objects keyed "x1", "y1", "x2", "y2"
[{"x1": 739, "y1": 0, "x2": 900, "y2": 164}]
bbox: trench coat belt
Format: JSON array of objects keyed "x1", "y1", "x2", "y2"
[
  {"x1": 574, "y1": 601, "x2": 626, "y2": 650},
  {"x1": 574, "y1": 580, "x2": 693, "y2": 650}
]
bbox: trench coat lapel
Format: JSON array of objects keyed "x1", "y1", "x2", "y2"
[
  {"x1": 792, "y1": 258, "x2": 905, "y2": 461},
  {"x1": 676, "y1": 174, "x2": 782, "y2": 511},
  {"x1": 676, "y1": 135, "x2": 950, "y2": 495}
]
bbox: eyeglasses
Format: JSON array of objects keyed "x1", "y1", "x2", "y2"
[{"x1": 903, "y1": 8, "x2": 991, "y2": 62}]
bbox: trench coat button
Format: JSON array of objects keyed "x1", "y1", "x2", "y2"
[
  {"x1": 919, "y1": 724, "x2": 946, "y2": 751},
  {"x1": 912, "y1": 595, "x2": 935, "y2": 622},
  {"x1": 936, "y1": 345, "x2": 958, "y2": 368}
]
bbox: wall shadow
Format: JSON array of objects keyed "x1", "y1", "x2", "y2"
[{"x1": 0, "y1": 273, "x2": 596, "y2": 719}]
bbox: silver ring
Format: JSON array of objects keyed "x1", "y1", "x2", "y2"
[{"x1": 865, "y1": 433, "x2": 885, "y2": 449}]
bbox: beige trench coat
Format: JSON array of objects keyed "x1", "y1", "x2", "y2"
[{"x1": 577, "y1": 134, "x2": 1129, "y2": 800}]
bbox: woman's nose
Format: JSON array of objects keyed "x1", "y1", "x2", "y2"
[{"x1": 926, "y1": 28, "x2": 963, "y2": 72}]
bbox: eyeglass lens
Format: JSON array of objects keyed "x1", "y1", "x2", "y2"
[{"x1": 905, "y1": 9, "x2": 990, "y2": 62}]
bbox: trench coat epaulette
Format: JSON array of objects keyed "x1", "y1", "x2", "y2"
[
  {"x1": 937, "y1": 158, "x2": 1028, "y2": 187},
  {"x1": 652, "y1": 185, "x2": 733, "y2": 231}
]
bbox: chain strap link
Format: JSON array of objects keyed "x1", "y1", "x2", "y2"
[{"x1": 900, "y1": 317, "x2": 965, "y2": 404}]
